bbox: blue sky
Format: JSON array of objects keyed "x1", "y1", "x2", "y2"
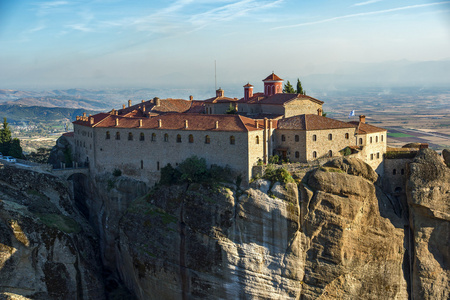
[{"x1": 0, "y1": 0, "x2": 449, "y2": 91}]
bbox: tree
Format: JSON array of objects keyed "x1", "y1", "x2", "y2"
[
  {"x1": 9, "y1": 138, "x2": 23, "y2": 159},
  {"x1": 283, "y1": 81, "x2": 295, "y2": 93},
  {"x1": 0, "y1": 118, "x2": 12, "y2": 155},
  {"x1": 296, "y1": 79, "x2": 305, "y2": 95},
  {"x1": 226, "y1": 103, "x2": 237, "y2": 114}
]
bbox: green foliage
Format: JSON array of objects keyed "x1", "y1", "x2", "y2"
[
  {"x1": 9, "y1": 138, "x2": 22, "y2": 158},
  {"x1": 226, "y1": 103, "x2": 237, "y2": 114},
  {"x1": 268, "y1": 155, "x2": 279, "y2": 164},
  {"x1": 283, "y1": 81, "x2": 295, "y2": 93},
  {"x1": 113, "y1": 168, "x2": 122, "y2": 177},
  {"x1": 63, "y1": 147, "x2": 73, "y2": 167},
  {"x1": 322, "y1": 112, "x2": 327, "y2": 117},
  {"x1": 0, "y1": 117, "x2": 23, "y2": 158},
  {"x1": 263, "y1": 165, "x2": 294, "y2": 184},
  {"x1": 296, "y1": 79, "x2": 305, "y2": 95},
  {"x1": 159, "y1": 156, "x2": 234, "y2": 185},
  {"x1": 37, "y1": 213, "x2": 81, "y2": 234},
  {"x1": 342, "y1": 146, "x2": 352, "y2": 156}
]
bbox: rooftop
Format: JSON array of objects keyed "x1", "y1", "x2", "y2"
[
  {"x1": 278, "y1": 114, "x2": 356, "y2": 130},
  {"x1": 263, "y1": 72, "x2": 283, "y2": 81}
]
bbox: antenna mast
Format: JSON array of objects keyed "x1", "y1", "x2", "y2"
[{"x1": 215, "y1": 60, "x2": 217, "y2": 91}]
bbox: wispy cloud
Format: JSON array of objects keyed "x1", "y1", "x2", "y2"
[
  {"x1": 273, "y1": 1, "x2": 450, "y2": 30},
  {"x1": 352, "y1": 0, "x2": 382, "y2": 7},
  {"x1": 36, "y1": 1, "x2": 70, "y2": 16}
]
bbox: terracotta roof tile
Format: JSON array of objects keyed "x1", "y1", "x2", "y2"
[
  {"x1": 204, "y1": 97, "x2": 239, "y2": 104},
  {"x1": 263, "y1": 73, "x2": 283, "y2": 81},
  {"x1": 348, "y1": 121, "x2": 387, "y2": 134},
  {"x1": 243, "y1": 83, "x2": 253, "y2": 87},
  {"x1": 185, "y1": 100, "x2": 205, "y2": 114},
  {"x1": 260, "y1": 94, "x2": 324, "y2": 105},
  {"x1": 75, "y1": 113, "x2": 263, "y2": 132},
  {"x1": 278, "y1": 114, "x2": 355, "y2": 130}
]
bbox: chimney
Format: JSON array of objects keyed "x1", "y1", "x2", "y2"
[
  {"x1": 142, "y1": 105, "x2": 146, "y2": 112},
  {"x1": 139, "y1": 119, "x2": 143, "y2": 127},
  {"x1": 128, "y1": 100, "x2": 132, "y2": 107},
  {"x1": 111, "y1": 109, "x2": 115, "y2": 115},
  {"x1": 83, "y1": 112, "x2": 87, "y2": 118},
  {"x1": 122, "y1": 104, "x2": 126, "y2": 109},
  {"x1": 89, "y1": 117, "x2": 94, "y2": 125},
  {"x1": 216, "y1": 88, "x2": 224, "y2": 98},
  {"x1": 215, "y1": 121, "x2": 219, "y2": 129},
  {"x1": 158, "y1": 119, "x2": 162, "y2": 128},
  {"x1": 318, "y1": 108, "x2": 323, "y2": 116},
  {"x1": 76, "y1": 116, "x2": 80, "y2": 120},
  {"x1": 359, "y1": 115, "x2": 366, "y2": 124},
  {"x1": 189, "y1": 95, "x2": 193, "y2": 101},
  {"x1": 154, "y1": 97, "x2": 161, "y2": 107},
  {"x1": 141, "y1": 100, "x2": 145, "y2": 103},
  {"x1": 185, "y1": 120, "x2": 188, "y2": 128},
  {"x1": 255, "y1": 120, "x2": 259, "y2": 128},
  {"x1": 115, "y1": 118, "x2": 119, "y2": 126},
  {"x1": 244, "y1": 83, "x2": 253, "y2": 101}
]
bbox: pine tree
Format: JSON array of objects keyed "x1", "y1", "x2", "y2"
[
  {"x1": 9, "y1": 138, "x2": 22, "y2": 159},
  {"x1": 283, "y1": 81, "x2": 295, "y2": 93},
  {"x1": 296, "y1": 79, "x2": 305, "y2": 95}
]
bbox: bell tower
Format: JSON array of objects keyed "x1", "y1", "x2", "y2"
[{"x1": 262, "y1": 72, "x2": 283, "y2": 97}]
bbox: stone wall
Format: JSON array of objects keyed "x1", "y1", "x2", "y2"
[
  {"x1": 305, "y1": 128, "x2": 356, "y2": 161},
  {"x1": 283, "y1": 99, "x2": 322, "y2": 118},
  {"x1": 383, "y1": 158, "x2": 412, "y2": 194}
]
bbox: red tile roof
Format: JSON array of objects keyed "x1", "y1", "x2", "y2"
[
  {"x1": 263, "y1": 73, "x2": 283, "y2": 81},
  {"x1": 74, "y1": 113, "x2": 263, "y2": 132},
  {"x1": 62, "y1": 132, "x2": 74, "y2": 137},
  {"x1": 237, "y1": 93, "x2": 323, "y2": 105},
  {"x1": 278, "y1": 114, "x2": 355, "y2": 130},
  {"x1": 204, "y1": 96, "x2": 239, "y2": 104},
  {"x1": 243, "y1": 83, "x2": 253, "y2": 87},
  {"x1": 185, "y1": 100, "x2": 205, "y2": 114},
  {"x1": 348, "y1": 122, "x2": 387, "y2": 134}
]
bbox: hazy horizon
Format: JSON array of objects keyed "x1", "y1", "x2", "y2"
[{"x1": 1, "y1": 1, "x2": 449, "y2": 91}]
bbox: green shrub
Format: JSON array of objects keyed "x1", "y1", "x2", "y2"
[
  {"x1": 263, "y1": 165, "x2": 294, "y2": 184},
  {"x1": 342, "y1": 147, "x2": 352, "y2": 156},
  {"x1": 268, "y1": 155, "x2": 279, "y2": 164},
  {"x1": 160, "y1": 163, "x2": 181, "y2": 185}
]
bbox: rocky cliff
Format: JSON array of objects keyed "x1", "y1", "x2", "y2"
[{"x1": 0, "y1": 164, "x2": 104, "y2": 299}]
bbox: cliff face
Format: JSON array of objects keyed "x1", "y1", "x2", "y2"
[
  {"x1": 0, "y1": 165, "x2": 104, "y2": 299},
  {"x1": 406, "y1": 149, "x2": 450, "y2": 300},
  {"x1": 112, "y1": 156, "x2": 412, "y2": 299}
]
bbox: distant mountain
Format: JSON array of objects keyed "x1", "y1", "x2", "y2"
[{"x1": 1, "y1": 96, "x2": 110, "y2": 110}]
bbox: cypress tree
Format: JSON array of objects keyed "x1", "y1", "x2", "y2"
[
  {"x1": 296, "y1": 79, "x2": 305, "y2": 95},
  {"x1": 0, "y1": 118, "x2": 12, "y2": 155},
  {"x1": 9, "y1": 138, "x2": 23, "y2": 159},
  {"x1": 283, "y1": 81, "x2": 295, "y2": 93}
]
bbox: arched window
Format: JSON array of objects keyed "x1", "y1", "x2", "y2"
[
  {"x1": 151, "y1": 133, "x2": 156, "y2": 142},
  {"x1": 328, "y1": 133, "x2": 332, "y2": 141},
  {"x1": 376, "y1": 136, "x2": 378, "y2": 143},
  {"x1": 295, "y1": 135, "x2": 299, "y2": 142},
  {"x1": 140, "y1": 160, "x2": 143, "y2": 169},
  {"x1": 209, "y1": 107, "x2": 212, "y2": 114},
  {"x1": 401, "y1": 169, "x2": 405, "y2": 175},
  {"x1": 230, "y1": 136, "x2": 235, "y2": 145},
  {"x1": 164, "y1": 134, "x2": 169, "y2": 142},
  {"x1": 116, "y1": 132, "x2": 120, "y2": 140},
  {"x1": 377, "y1": 152, "x2": 380, "y2": 159},
  {"x1": 328, "y1": 150, "x2": 333, "y2": 157},
  {"x1": 189, "y1": 134, "x2": 194, "y2": 143},
  {"x1": 359, "y1": 138, "x2": 363, "y2": 145},
  {"x1": 295, "y1": 151, "x2": 299, "y2": 158},
  {"x1": 313, "y1": 151, "x2": 317, "y2": 158},
  {"x1": 256, "y1": 136, "x2": 260, "y2": 144},
  {"x1": 393, "y1": 169, "x2": 397, "y2": 175},
  {"x1": 381, "y1": 135, "x2": 384, "y2": 142},
  {"x1": 345, "y1": 133, "x2": 349, "y2": 139},
  {"x1": 128, "y1": 132, "x2": 133, "y2": 140},
  {"x1": 205, "y1": 135, "x2": 210, "y2": 144},
  {"x1": 370, "y1": 137, "x2": 373, "y2": 143},
  {"x1": 370, "y1": 153, "x2": 374, "y2": 160},
  {"x1": 395, "y1": 187, "x2": 402, "y2": 193},
  {"x1": 177, "y1": 134, "x2": 182, "y2": 143},
  {"x1": 281, "y1": 135, "x2": 285, "y2": 142},
  {"x1": 140, "y1": 132, "x2": 145, "y2": 141},
  {"x1": 313, "y1": 135, "x2": 317, "y2": 142},
  {"x1": 106, "y1": 131, "x2": 110, "y2": 139}
]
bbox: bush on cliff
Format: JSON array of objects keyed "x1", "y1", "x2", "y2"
[{"x1": 263, "y1": 165, "x2": 294, "y2": 184}]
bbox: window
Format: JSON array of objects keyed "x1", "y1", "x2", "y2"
[
  {"x1": 281, "y1": 135, "x2": 285, "y2": 142},
  {"x1": 328, "y1": 133, "x2": 332, "y2": 141},
  {"x1": 393, "y1": 169, "x2": 397, "y2": 175},
  {"x1": 312, "y1": 134, "x2": 317, "y2": 142},
  {"x1": 106, "y1": 131, "x2": 110, "y2": 139},
  {"x1": 116, "y1": 132, "x2": 120, "y2": 140},
  {"x1": 370, "y1": 137, "x2": 373, "y2": 143},
  {"x1": 381, "y1": 135, "x2": 384, "y2": 142},
  {"x1": 205, "y1": 135, "x2": 210, "y2": 144},
  {"x1": 359, "y1": 138, "x2": 363, "y2": 145},
  {"x1": 345, "y1": 133, "x2": 349, "y2": 139},
  {"x1": 151, "y1": 133, "x2": 156, "y2": 142},
  {"x1": 140, "y1": 133, "x2": 145, "y2": 141},
  {"x1": 295, "y1": 151, "x2": 299, "y2": 158},
  {"x1": 376, "y1": 136, "x2": 378, "y2": 143},
  {"x1": 128, "y1": 132, "x2": 133, "y2": 141},
  {"x1": 256, "y1": 136, "x2": 260, "y2": 144},
  {"x1": 141, "y1": 160, "x2": 143, "y2": 169},
  {"x1": 295, "y1": 135, "x2": 299, "y2": 142},
  {"x1": 328, "y1": 150, "x2": 333, "y2": 157},
  {"x1": 157, "y1": 161, "x2": 160, "y2": 170},
  {"x1": 189, "y1": 134, "x2": 194, "y2": 143},
  {"x1": 377, "y1": 152, "x2": 380, "y2": 159},
  {"x1": 230, "y1": 136, "x2": 235, "y2": 145},
  {"x1": 370, "y1": 153, "x2": 374, "y2": 160},
  {"x1": 401, "y1": 169, "x2": 405, "y2": 175},
  {"x1": 177, "y1": 134, "x2": 182, "y2": 143},
  {"x1": 313, "y1": 151, "x2": 317, "y2": 158},
  {"x1": 164, "y1": 134, "x2": 169, "y2": 142}
]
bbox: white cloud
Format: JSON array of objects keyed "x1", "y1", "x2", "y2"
[
  {"x1": 273, "y1": 1, "x2": 450, "y2": 30},
  {"x1": 352, "y1": 0, "x2": 382, "y2": 7}
]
